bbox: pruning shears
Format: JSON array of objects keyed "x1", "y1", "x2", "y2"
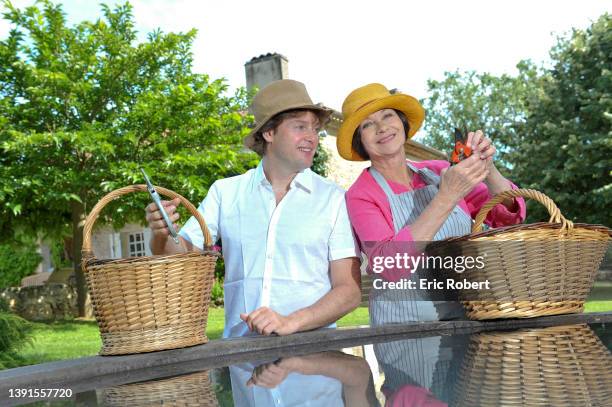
[
  {"x1": 450, "y1": 127, "x2": 473, "y2": 165},
  {"x1": 141, "y1": 168, "x2": 180, "y2": 244}
]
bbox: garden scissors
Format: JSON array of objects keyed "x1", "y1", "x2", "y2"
[
  {"x1": 141, "y1": 168, "x2": 180, "y2": 244},
  {"x1": 450, "y1": 127, "x2": 473, "y2": 165}
]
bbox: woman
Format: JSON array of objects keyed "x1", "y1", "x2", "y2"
[
  {"x1": 337, "y1": 83, "x2": 526, "y2": 404},
  {"x1": 337, "y1": 83, "x2": 526, "y2": 323}
]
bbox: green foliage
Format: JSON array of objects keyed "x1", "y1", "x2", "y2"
[
  {"x1": 511, "y1": 14, "x2": 612, "y2": 225},
  {"x1": 421, "y1": 63, "x2": 538, "y2": 172},
  {"x1": 422, "y1": 14, "x2": 611, "y2": 225},
  {"x1": 0, "y1": 0, "x2": 259, "y2": 313},
  {"x1": 211, "y1": 279, "x2": 224, "y2": 307},
  {"x1": 312, "y1": 136, "x2": 330, "y2": 177},
  {"x1": 0, "y1": 241, "x2": 42, "y2": 289},
  {"x1": 50, "y1": 238, "x2": 72, "y2": 269},
  {"x1": 212, "y1": 255, "x2": 224, "y2": 306},
  {"x1": 0, "y1": 311, "x2": 33, "y2": 369},
  {"x1": 0, "y1": 0, "x2": 258, "y2": 240},
  {"x1": 0, "y1": 297, "x2": 9, "y2": 312},
  {"x1": 214, "y1": 254, "x2": 225, "y2": 281}
]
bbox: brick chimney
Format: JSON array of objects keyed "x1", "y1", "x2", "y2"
[{"x1": 244, "y1": 53, "x2": 289, "y2": 90}]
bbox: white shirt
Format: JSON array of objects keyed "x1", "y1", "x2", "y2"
[{"x1": 179, "y1": 160, "x2": 358, "y2": 338}]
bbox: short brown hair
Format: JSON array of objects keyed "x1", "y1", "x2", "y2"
[
  {"x1": 351, "y1": 109, "x2": 410, "y2": 160},
  {"x1": 250, "y1": 109, "x2": 328, "y2": 156}
]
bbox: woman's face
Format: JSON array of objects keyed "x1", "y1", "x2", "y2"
[{"x1": 358, "y1": 109, "x2": 406, "y2": 159}]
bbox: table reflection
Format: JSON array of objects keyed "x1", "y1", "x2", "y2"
[
  {"x1": 372, "y1": 323, "x2": 611, "y2": 406},
  {"x1": 52, "y1": 322, "x2": 611, "y2": 407},
  {"x1": 452, "y1": 324, "x2": 612, "y2": 406},
  {"x1": 231, "y1": 351, "x2": 378, "y2": 407},
  {"x1": 373, "y1": 334, "x2": 468, "y2": 406},
  {"x1": 101, "y1": 370, "x2": 218, "y2": 406}
]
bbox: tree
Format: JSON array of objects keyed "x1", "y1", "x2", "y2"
[
  {"x1": 312, "y1": 136, "x2": 330, "y2": 177},
  {"x1": 0, "y1": 297, "x2": 33, "y2": 369},
  {"x1": 511, "y1": 14, "x2": 611, "y2": 225},
  {"x1": 421, "y1": 63, "x2": 539, "y2": 172},
  {"x1": 421, "y1": 14, "x2": 610, "y2": 225},
  {"x1": 0, "y1": 0, "x2": 258, "y2": 316},
  {"x1": 0, "y1": 240, "x2": 41, "y2": 289}
]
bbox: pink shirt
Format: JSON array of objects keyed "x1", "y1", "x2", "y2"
[{"x1": 346, "y1": 160, "x2": 526, "y2": 279}]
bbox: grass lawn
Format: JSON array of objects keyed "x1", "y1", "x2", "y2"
[
  {"x1": 8, "y1": 282, "x2": 611, "y2": 368},
  {"x1": 583, "y1": 281, "x2": 612, "y2": 312}
]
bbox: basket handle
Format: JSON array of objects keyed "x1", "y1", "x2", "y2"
[
  {"x1": 472, "y1": 188, "x2": 574, "y2": 233},
  {"x1": 82, "y1": 184, "x2": 212, "y2": 258}
]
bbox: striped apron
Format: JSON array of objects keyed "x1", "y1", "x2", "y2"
[{"x1": 368, "y1": 162, "x2": 472, "y2": 395}]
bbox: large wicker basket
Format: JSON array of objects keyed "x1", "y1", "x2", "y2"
[
  {"x1": 102, "y1": 370, "x2": 219, "y2": 406},
  {"x1": 452, "y1": 324, "x2": 612, "y2": 406},
  {"x1": 433, "y1": 189, "x2": 610, "y2": 320},
  {"x1": 82, "y1": 185, "x2": 219, "y2": 355}
]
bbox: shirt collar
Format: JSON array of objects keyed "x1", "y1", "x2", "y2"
[{"x1": 253, "y1": 159, "x2": 313, "y2": 193}]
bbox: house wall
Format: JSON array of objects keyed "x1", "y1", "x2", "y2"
[
  {"x1": 245, "y1": 53, "x2": 289, "y2": 91},
  {"x1": 91, "y1": 225, "x2": 114, "y2": 259},
  {"x1": 91, "y1": 223, "x2": 152, "y2": 260},
  {"x1": 35, "y1": 241, "x2": 52, "y2": 274}
]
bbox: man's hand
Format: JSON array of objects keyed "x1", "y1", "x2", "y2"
[
  {"x1": 246, "y1": 359, "x2": 295, "y2": 388},
  {"x1": 240, "y1": 307, "x2": 298, "y2": 336},
  {"x1": 145, "y1": 196, "x2": 181, "y2": 239}
]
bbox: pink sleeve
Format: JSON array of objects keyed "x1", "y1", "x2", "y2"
[
  {"x1": 385, "y1": 385, "x2": 447, "y2": 407},
  {"x1": 346, "y1": 191, "x2": 420, "y2": 282},
  {"x1": 463, "y1": 182, "x2": 526, "y2": 227}
]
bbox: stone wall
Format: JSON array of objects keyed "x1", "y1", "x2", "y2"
[{"x1": 0, "y1": 284, "x2": 93, "y2": 321}]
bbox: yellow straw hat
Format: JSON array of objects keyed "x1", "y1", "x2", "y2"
[{"x1": 337, "y1": 83, "x2": 425, "y2": 161}]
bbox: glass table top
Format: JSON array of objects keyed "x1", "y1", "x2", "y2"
[{"x1": 17, "y1": 321, "x2": 612, "y2": 406}]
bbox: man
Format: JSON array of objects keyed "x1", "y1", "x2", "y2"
[{"x1": 146, "y1": 79, "x2": 361, "y2": 338}]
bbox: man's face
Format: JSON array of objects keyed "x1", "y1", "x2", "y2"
[{"x1": 263, "y1": 111, "x2": 321, "y2": 171}]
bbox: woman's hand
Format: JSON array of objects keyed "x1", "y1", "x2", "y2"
[
  {"x1": 466, "y1": 129, "x2": 495, "y2": 170},
  {"x1": 439, "y1": 153, "x2": 490, "y2": 205},
  {"x1": 466, "y1": 130, "x2": 516, "y2": 208}
]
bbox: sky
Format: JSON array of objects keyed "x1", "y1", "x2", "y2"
[{"x1": 0, "y1": 0, "x2": 609, "y2": 112}]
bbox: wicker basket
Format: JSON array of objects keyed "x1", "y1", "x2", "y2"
[
  {"x1": 433, "y1": 189, "x2": 611, "y2": 320},
  {"x1": 82, "y1": 185, "x2": 219, "y2": 355},
  {"x1": 452, "y1": 324, "x2": 612, "y2": 406},
  {"x1": 102, "y1": 370, "x2": 219, "y2": 406}
]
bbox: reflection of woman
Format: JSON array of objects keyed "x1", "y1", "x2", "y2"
[
  {"x1": 374, "y1": 334, "x2": 469, "y2": 406},
  {"x1": 337, "y1": 83, "x2": 526, "y2": 324}
]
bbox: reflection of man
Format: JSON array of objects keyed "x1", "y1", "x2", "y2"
[
  {"x1": 146, "y1": 79, "x2": 361, "y2": 338},
  {"x1": 231, "y1": 352, "x2": 377, "y2": 407}
]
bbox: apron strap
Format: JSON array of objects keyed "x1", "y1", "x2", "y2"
[
  {"x1": 407, "y1": 161, "x2": 441, "y2": 187},
  {"x1": 370, "y1": 162, "x2": 441, "y2": 194},
  {"x1": 368, "y1": 166, "x2": 396, "y2": 197}
]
